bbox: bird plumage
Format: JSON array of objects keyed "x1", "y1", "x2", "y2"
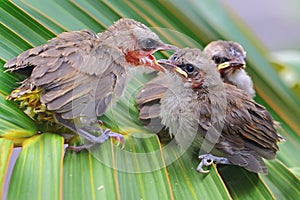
[
  {"x1": 158, "y1": 48, "x2": 284, "y2": 174},
  {"x1": 136, "y1": 40, "x2": 255, "y2": 129},
  {"x1": 5, "y1": 18, "x2": 177, "y2": 149},
  {"x1": 204, "y1": 40, "x2": 255, "y2": 97}
]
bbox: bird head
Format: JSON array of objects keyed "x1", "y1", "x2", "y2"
[
  {"x1": 104, "y1": 18, "x2": 178, "y2": 71},
  {"x1": 204, "y1": 40, "x2": 246, "y2": 75},
  {"x1": 158, "y1": 48, "x2": 221, "y2": 89}
]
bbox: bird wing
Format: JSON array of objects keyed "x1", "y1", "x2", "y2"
[
  {"x1": 5, "y1": 30, "x2": 126, "y2": 120},
  {"x1": 222, "y1": 84, "x2": 280, "y2": 159},
  {"x1": 136, "y1": 72, "x2": 168, "y2": 104},
  {"x1": 136, "y1": 72, "x2": 168, "y2": 120},
  {"x1": 5, "y1": 30, "x2": 124, "y2": 76},
  {"x1": 196, "y1": 84, "x2": 280, "y2": 159},
  {"x1": 196, "y1": 84, "x2": 280, "y2": 174}
]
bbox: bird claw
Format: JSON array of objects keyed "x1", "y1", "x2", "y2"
[
  {"x1": 101, "y1": 129, "x2": 125, "y2": 149},
  {"x1": 197, "y1": 154, "x2": 230, "y2": 173},
  {"x1": 66, "y1": 129, "x2": 125, "y2": 152}
]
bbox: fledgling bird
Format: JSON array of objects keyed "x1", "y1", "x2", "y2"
[
  {"x1": 157, "y1": 48, "x2": 284, "y2": 174},
  {"x1": 204, "y1": 40, "x2": 255, "y2": 97},
  {"x1": 136, "y1": 41, "x2": 255, "y2": 128},
  {"x1": 5, "y1": 18, "x2": 178, "y2": 151}
]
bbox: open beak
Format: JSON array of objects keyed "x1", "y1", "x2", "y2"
[
  {"x1": 157, "y1": 59, "x2": 188, "y2": 78},
  {"x1": 129, "y1": 44, "x2": 179, "y2": 71},
  {"x1": 144, "y1": 44, "x2": 179, "y2": 71}
]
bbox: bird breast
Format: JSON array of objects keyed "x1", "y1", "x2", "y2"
[
  {"x1": 226, "y1": 69, "x2": 255, "y2": 97},
  {"x1": 160, "y1": 81, "x2": 199, "y2": 142}
]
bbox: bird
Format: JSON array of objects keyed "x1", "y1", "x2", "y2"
[
  {"x1": 5, "y1": 18, "x2": 178, "y2": 151},
  {"x1": 204, "y1": 40, "x2": 255, "y2": 98},
  {"x1": 157, "y1": 48, "x2": 285, "y2": 174},
  {"x1": 136, "y1": 40, "x2": 255, "y2": 131}
]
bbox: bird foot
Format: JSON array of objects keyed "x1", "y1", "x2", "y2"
[
  {"x1": 94, "y1": 129, "x2": 125, "y2": 148},
  {"x1": 197, "y1": 154, "x2": 230, "y2": 173},
  {"x1": 55, "y1": 114, "x2": 125, "y2": 152},
  {"x1": 67, "y1": 129, "x2": 125, "y2": 152}
]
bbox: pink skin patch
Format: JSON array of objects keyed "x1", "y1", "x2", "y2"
[{"x1": 125, "y1": 50, "x2": 164, "y2": 71}]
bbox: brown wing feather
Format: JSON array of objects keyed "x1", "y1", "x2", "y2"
[
  {"x1": 196, "y1": 84, "x2": 282, "y2": 174},
  {"x1": 136, "y1": 73, "x2": 168, "y2": 123},
  {"x1": 5, "y1": 30, "x2": 125, "y2": 120},
  {"x1": 136, "y1": 73, "x2": 168, "y2": 105},
  {"x1": 5, "y1": 30, "x2": 124, "y2": 76},
  {"x1": 223, "y1": 84, "x2": 280, "y2": 157},
  {"x1": 139, "y1": 101, "x2": 161, "y2": 120}
]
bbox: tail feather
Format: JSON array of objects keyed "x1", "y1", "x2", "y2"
[{"x1": 229, "y1": 151, "x2": 268, "y2": 174}]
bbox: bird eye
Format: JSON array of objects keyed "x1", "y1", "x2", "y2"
[
  {"x1": 143, "y1": 38, "x2": 156, "y2": 51},
  {"x1": 212, "y1": 56, "x2": 221, "y2": 64},
  {"x1": 212, "y1": 56, "x2": 229, "y2": 65},
  {"x1": 185, "y1": 64, "x2": 195, "y2": 73}
]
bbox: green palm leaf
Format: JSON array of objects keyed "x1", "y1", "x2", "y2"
[{"x1": 1, "y1": 1, "x2": 299, "y2": 199}]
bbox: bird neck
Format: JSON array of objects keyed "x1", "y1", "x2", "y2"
[{"x1": 222, "y1": 69, "x2": 255, "y2": 97}]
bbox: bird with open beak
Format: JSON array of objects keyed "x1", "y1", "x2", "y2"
[
  {"x1": 157, "y1": 48, "x2": 284, "y2": 174},
  {"x1": 5, "y1": 18, "x2": 178, "y2": 151},
  {"x1": 136, "y1": 41, "x2": 255, "y2": 128}
]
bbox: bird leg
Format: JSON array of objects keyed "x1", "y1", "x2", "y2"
[
  {"x1": 67, "y1": 129, "x2": 125, "y2": 152},
  {"x1": 55, "y1": 114, "x2": 124, "y2": 152},
  {"x1": 81, "y1": 120, "x2": 103, "y2": 133},
  {"x1": 197, "y1": 154, "x2": 231, "y2": 173}
]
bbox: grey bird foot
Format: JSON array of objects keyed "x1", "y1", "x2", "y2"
[
  {"x1": 94, "y1": 129, "x2": 125, "y2": 148},
  {"x1": 197, "y1": 154, "x2": 230, "y2": 173},
  {"x1": 67, "y1": 129, "x2": 125, "y2": 152},
  {"x1": 55, "y1": 114, "x2": 125, "y2": 152}
]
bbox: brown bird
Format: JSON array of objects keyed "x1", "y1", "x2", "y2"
[
  {"x1": 5, "y1": 18, "x2": 178, "y2": 151},
  {"x1": 157, "y1": 48, "x2": 284, "y2": 174},
  {"x1": 204, "y1": 40, "x2": 255, "y2": 97},
  {"x1": 136, "y1": 40, "x2": 254, "y2": 130}
]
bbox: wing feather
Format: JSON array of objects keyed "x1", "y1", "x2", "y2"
[{"x1": 6, "y1": 30, "x2": 126, "y2": 120}]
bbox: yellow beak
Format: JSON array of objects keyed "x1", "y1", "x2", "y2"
[
  {"x1": 174, "y1": 67, "x2": 188, "y2": 78},
  {"x1": 217, "y1": 61, "x2": 246, "y2": 70}
]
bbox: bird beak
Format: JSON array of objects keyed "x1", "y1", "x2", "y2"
[
  {"x1": 217, "y1": 58, "x2": 246, "y2": 70},
  {"x1": 148, "y1": 44, "x2": 179, "y2": 71},
  {"x1": 149, "y1": 44, "x2": 179, "y2": 71},
  {"x1": 157, "y1": 59, "x2": 188, "y2": 78},
  {"x1": 128, "y1": 44, "x2": 179, "y2": 71},
  {"x1": 156, "y1": 44, "x2": 179, "y2": 52}
]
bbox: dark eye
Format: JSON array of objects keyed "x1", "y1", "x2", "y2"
[
  {"x1": 185, "y1": 64, "x2": 194, "y2": 73},
  {"x1": 212, "y1": 56, "x2": 230, "y2": 65},
  {"x1": 212, "y1": 56, "x2": 222, "y2": 64},
  {"x1": 178, "y1": 63, "x2": 195, "y2": 73},
  {"x1": 143, "y1": 38, "x2": 156, "y2": 50}
]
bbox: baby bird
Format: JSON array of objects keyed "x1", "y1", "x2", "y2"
[
  {"x1": 158, "y1": 48, "x2": 284, "y2": 174},
  {"x1": 136, "y1": 41, "x2": 255, "y2": 129},
  {"x1": 5, "y1": 18, "x2": 177, "y2": 151},
  {"x1": 204, "y1": 40, "x2": 255, "y2": 97}
]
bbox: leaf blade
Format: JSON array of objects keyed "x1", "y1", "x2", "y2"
[{"x1": 8, "y1": 133, "x2": 64, "y2": 200}]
